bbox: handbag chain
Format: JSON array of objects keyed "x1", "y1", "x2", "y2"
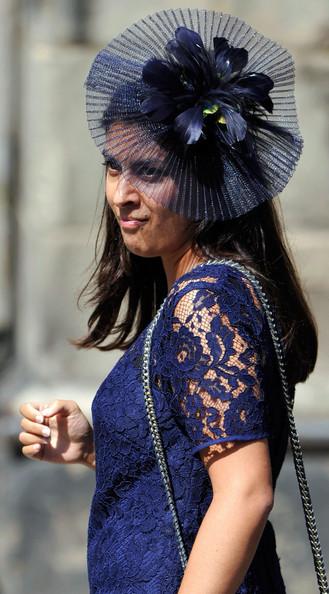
[{"x1": 141, "y1": 257, "x2": 329, "y2": 593}]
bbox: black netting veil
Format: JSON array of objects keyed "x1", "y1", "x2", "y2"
[{"x1": 84, "y1": 8, "x2": 303, "y2": 221}]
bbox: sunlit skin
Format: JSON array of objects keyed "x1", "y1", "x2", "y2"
[
  {"x1": 103, "y1": 121, "x2": 207, "y2": 291},
  {"x1": 105, "y1": 167, "x2": 209, "y2": 291}
]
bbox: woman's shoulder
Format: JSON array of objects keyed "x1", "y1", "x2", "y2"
[
  {"x1": 167, "y1": 259, "x2": 261, "y2": 301},
  {"x1": 163, "y1": 260, "x2": 267, "y2": 343}
]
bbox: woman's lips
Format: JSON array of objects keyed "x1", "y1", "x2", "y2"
[{"x1": 119, "y1": 218, "x2": 148, "y2": 229}]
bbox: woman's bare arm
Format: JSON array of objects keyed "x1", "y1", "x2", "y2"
[{"x1": 177, "y1": 438, "x2": 273, "y2": 594}]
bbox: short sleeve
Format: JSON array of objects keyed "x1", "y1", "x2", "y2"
[{"x1": 160, "y1": 270, "x2": 271, "y2": 456}]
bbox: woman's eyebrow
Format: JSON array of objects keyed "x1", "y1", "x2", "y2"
[
  {"x1": 104, "y1": 153, "x2": 122, "y2": 169},
  {"x1": 130, "y1": 158, "x2": 164, "y2": 171},
  {"x1": 105, "y1": 152, "x2": 165, "y2": 172}
]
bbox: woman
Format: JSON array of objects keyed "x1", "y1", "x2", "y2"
[{"x1": 18, "y1": 9, "x2": 318, "y2": 594}]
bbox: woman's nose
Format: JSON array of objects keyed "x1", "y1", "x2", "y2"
[{"x1": 112, "y1": 174, "x2": 141, "y2": 206}]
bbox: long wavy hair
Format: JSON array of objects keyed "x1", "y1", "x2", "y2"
[{"x1": 70, "y1": 185, "x2": 318, "y2": 388}]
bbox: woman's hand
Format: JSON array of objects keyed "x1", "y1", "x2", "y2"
[{"x1": 18, "y1": 399, "x2": 95, "y2": 469}]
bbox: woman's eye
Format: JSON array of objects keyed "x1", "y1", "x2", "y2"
[
  {"x1": 108, "y1": 167, "x2": 121, "y2": 175},
  {"x1": 139, "y1": 167, "x2": 163, "y2": 180},
  {"x1": 102, "y1": 158, "x2": 122, "y2": 172}
]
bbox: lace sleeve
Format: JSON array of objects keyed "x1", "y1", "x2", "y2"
[{"x1": 162, "y1": 272, "x2": 271, "y2": 458}]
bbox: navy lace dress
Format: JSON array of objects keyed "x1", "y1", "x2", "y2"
[{"x1": 87, "y1": 262, "x2": 289, "y2": 594}]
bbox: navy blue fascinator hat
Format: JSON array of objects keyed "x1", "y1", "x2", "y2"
[{"x1": 84, "y1": 8, "x2": 303, "y2": 221}]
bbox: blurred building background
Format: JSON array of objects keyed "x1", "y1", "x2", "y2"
[{"x1": 0, "y1": 1, "x2": 328, "y2": 593}]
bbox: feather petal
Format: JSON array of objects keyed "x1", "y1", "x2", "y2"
[
  {"x1": 167, "y1": 27, "x2": 213, "y2": 88},
  {"x1": 174, "y1": 105, "x2": 204, "y2": 144},
  {"x1": 234, "y1": 73, "x2": 274, "y2": 112},
  {"x1": 214, "y1": 37, "x2": 248, "y2": 80},
  {"x1": 142, "y1": 58, "x2": 183, "y2": 94},
  {"x1": 140, "y1": 93, "x2": 176, "y2": 121},
  {"x1": 219, "y1": 104, "x2": 248, "y2": 144}
]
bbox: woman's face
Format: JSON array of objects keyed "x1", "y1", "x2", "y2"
[{"x1": 104, "y1": 123, "x2": 196, "y2": 259}]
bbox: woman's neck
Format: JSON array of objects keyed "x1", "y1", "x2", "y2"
[{"x1": 162, "y1": 246, "x2": 208, "y2": 293}]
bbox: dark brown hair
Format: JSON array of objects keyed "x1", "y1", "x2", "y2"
[{"x1": 70, "y1": 192, "x2": 318, "y2": 387}]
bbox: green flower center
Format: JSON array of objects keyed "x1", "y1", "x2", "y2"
[{"x1": 202, "y1": 104, "x2": 226, "y2": 124}]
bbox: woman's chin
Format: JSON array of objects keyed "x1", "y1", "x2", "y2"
[{"x1": 124, "y1": 243, "x2": 160, "y2": 259}]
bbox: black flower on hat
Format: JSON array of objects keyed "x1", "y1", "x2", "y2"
[{"x1": 140, "y1": 26, "x2": 275, "y2": 146}]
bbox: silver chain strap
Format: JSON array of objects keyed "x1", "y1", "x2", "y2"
[{"x1": 142, "y1": 257, "x2": 329, "y2": 592}]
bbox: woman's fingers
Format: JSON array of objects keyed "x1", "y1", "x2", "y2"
[
  {"x1": 19, "y1": 401, "x2": 49, "y2": 424},
  {"x1": 18, "y1": 399, "x2": 81, "y2": 464},
  {"x1": 18, "y1": 431, "x2": 49, "y2": 446},
  {"x1": 22, "y1": 443, "x2": 44, "y2": 459},
  {"x1": 20, "y1": 417, "x2": 51, "y2": 438},
  {"x1": 41, "y1": 399, "x2": 78, "y2": 419},
  {"x1": 18, "y1": 400, "x2": 77, "y2": 428}
]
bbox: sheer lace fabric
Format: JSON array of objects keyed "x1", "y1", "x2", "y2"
[
  {"x1": 87, "y1": 262, "x2": 287, "y2": 593},
  {"x1": 151, "y1": 267, "x2": 270, "y2": 462}
]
